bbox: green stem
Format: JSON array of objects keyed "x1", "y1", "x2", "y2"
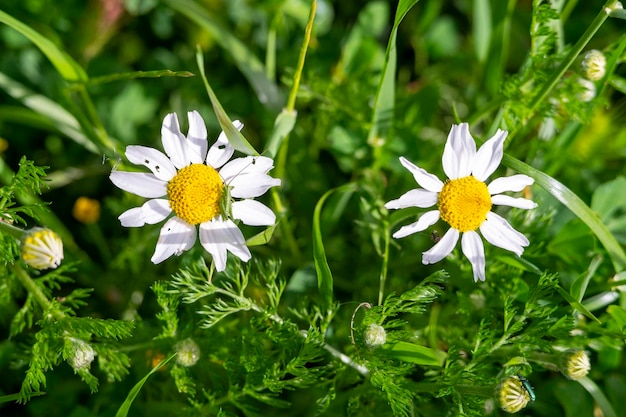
[
  {"x1": 524, "y1": 1, "x2": 614, "y2": 122},
  {"x1": 0, "y1": 220, "x2": 26, "y2": 240},
  {"x1": 377, "y1": 219, "x2": 390, "y2": 306},
  {"x1": 11, "y1": 264, "x2": 64, "y2": 322},
  {"x1": 285, "y1": 0, "x2": 316, "y2": 112}
]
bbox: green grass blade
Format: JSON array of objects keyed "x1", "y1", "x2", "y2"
[
  {"x1": 0, "y1": 72, "x2": 98, "y2": 154},
  {"x1": 0, "y1": 9, "x2": 87, "y2": 82},
  {"x1": 570, "y1": 255, "x2": 603, "y2": 302},
  {"x1": 367, "y1": 0, "x2": 420, "y2": 144},
  {"x1": 556, "y1": 286, "x2": 601, "y2": 324},
  {"x1": 196, "y1": 48, "x2": 258, "y2": 156},
  {"x1": 472, "y1": 0, "x2": 491, "y2": 63},
  {"x1": 165, "y1": 0, "x2": 283, "y2": 111},
  {"x1": 383, "y1": 341, "x2": 446, "y2": 366},
  {"x1": 115, "y1": 354, "x2": 176, "y2": 417},
  {"x1": 313, "y1": 184, "x2": 356, "y2": 312},
  {"x1": 87, "y1": 70, "x2": 194, "y2": 86},
  {"x1": 246, "y1": 225, "x2": 277, "y2": 247},
  {"x1": 503, "y1": 154, "x2": 626, "y2": 272},
  {"x1": 577, "y1": 377, "x2": 617, "y2": 417}
]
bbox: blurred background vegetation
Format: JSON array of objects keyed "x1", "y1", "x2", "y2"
[{"x1": 1, "y1": 0, "x2": 626, "y2": 415}]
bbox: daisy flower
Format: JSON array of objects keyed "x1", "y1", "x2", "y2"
[
  {"x1": 385, "y1": 123, "x2": 537, "y2": 282},
  {"x1": 110, "y1": 110, "x2": 281, "y2": 271}
]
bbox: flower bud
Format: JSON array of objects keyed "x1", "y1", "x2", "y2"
[
  {"x1": 576, "y1": 78, "x2": 596, "y2": 102},
  {"x1": 496, "y1": 376, "x2": 531, "y2": 413},
  {"x1": 69, "y1": 338, "x2": 96, "y2": 370},
  {"x1": 559, "y1": 349, "x2": 590, "y2": 380},
  {"x1": 21, "y1": 227, "x2": 64, "y2": 270},
  {"x1": 582, "y1": 50, "x2": 606, "y2": 81},
  {"x1": 175, "y1": 338, "x2": 201, "y2": 367},
  {"x1": 363, "y1": 324, "x2": 386, "y2": 349}
]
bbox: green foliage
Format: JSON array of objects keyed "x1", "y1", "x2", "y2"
[{"x1": 0, "y1": 0, "x2": 625, "y2": 415}]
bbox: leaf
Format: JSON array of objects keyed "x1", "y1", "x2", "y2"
[
  {"x1": 312, "y1": 184, "x2": 356, "y2": 312},
  {"x1": 0, "y1": 9, "x2": 87, "y2": 82},
  {"x1": 503, "y1": 154, "x2": 626, "y2": 272},
  {"x1": 165, "y1": 0, "x2": 283, "y2": 111},
  {"x1": 196, "y1": 48, "x2": 258, "y2": 156},
  {"x1": 87, "y1": 70, "x2": 194, "y2": 86},
  {"x1": 555, "y1": 286, "x2": 600, "y2": 324},
  {"x1": 606, "y1": 305, "x2": 626, "y2": 333},
  {"x1": 115, "y1": 354, "x2": 176, "y2": 417},
  {"x1": 495, "y1": 254, "x2": 543, "y2": 275},
  {"x1": 383, "y1": 341, "x2": 445, "y2": 366},
  {"x1": 367, "y1": 0, "x2": 420, "y2": 143},
  {"x1": 570, "y1": 255, "x2": 602, "y2": 302},
  {"x1": 264, "y1": 109, "x2": 297, "y2": 159},
  {"x1": 246, "y1": 225, "x2": 277, "y2": 247}
]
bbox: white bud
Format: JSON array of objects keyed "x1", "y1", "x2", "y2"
[
  {"x1": 69, "y1": 338, "x2": 96, "y2": 370},
  {"x1": 175, "y1": 338, "x2": 201, "y2": 367},
  {"x1": 363, "y1": 324, "x2": 386, "y2": 349}
]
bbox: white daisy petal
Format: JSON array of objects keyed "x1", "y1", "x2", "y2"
[
  {"x1": 125, "y1": 145, "x2": 177, "y2": 181},
  {"x1": 151, "y1": 217, "x2": 197, "y2": 264},
  {"x1": 472, "y1": 129, "x2": 507, "y2": 181},
  {"x1": 232, "y1": 200, "x2": 276, "y2": 226},
  {"x1": 199, "y1": 218, "x2": 251, "y2": 271},
  {"x1": 422, "y1": 228, "x2": 459, "y2": 264},
  {"x1": 186, "y1": 110, "x2": 208, "y2": 164},
  {"x1": 461, "y1": 231, "x2": 486, "y2": 282},
  {"x1": 230, "y1": 174, "x2": 281, "y2": 198},
  {"x1": 398, "y1": 157, "x2": 444, "y2": 192},
  {"x1": 206, "y1": 120, "x2": 242, "y2": 169},
  {"x1": 220, "y1": 156, "x2": 275, "y2": 182},
  {"x1": 491, "y1": 194, "x2": 538, "y2": 210},
  {"x1": 110, "y1": 171, "x2": 167, "y2": 198},
  {"x1": 385, "y1": 189, "x2": 438, "y2": 210},
  {"x1": 392, "y1": 210, "x2": 440, "y2": 238},
  {"x1": 479, "y1": 212, "x2": 529, "y2": 256},
  {"x1": 442, "y1": 123, "x2": 476, "y2": 179},
  {"x1": 161, "y1": 113, "x2": 189, "y2": 169},
  {"x1": 488, "y1": 174, "x2": 534, "y2": 194},
  {"x1": 119, "y1": 199, "x2": 171, "y2": 227}
]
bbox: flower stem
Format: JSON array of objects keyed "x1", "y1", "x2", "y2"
[
  {"x1": 285, "y1": 0, "x2": 316, "y2": 112},
  {"x1": 0, "y1": 220, "x2": 26, "y2": 240},
  {"x1": 11, "y1": 264, "x2": 64, "y2": 322}
]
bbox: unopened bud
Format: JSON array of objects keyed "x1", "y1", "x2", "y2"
[
  {"x1": 69, "y1": 338, "x2": 96, "y2": 370},
  {"x1": 582, "y1": 50, "x2": 606, "y2": 81},
  {"x1": 175, "y1": 338, "x2": 201, "y2": 367},
  {"x1": 21, "y1": 228, "x2": 64, "y2": 270},
  {"x1": 363, "y1": 324, "x2": 386, "y2": 349},
  {"x1": 496, "y1": 376, "x2": 531, "y2": 414},
  {"x1": 559, "y1": 350, "x2": 590, "y2": 380}
]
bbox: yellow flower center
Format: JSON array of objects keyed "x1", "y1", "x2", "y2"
[
  {"x1": 167, "y1": 164, "x2": 224, "y2": 225},
  {"x1": 437, "y1": 176, "x2": 492, "y2": 232}
]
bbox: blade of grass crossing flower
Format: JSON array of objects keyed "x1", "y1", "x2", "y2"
[
  {"x1": 472, "y1": 0, "x2": 491, "y2": 63},
  {"x1": 115, "y1": 354, "x2": 176, "y2": 417},
  {"x1": 577, "y1": 377, "x2": 618, "y2": 417},
  {"x1": 502, "y1": 154, "x2": 626, "y2": 272},
  {"x1": 0, "y1": 10, "x2": 87, "y2": 83},
  {"x1": 313, "y1": 185, "x2": 356, "y2": 312},
  {"x1": 367, "y1": 0, "x2": 420, "y2": 145},
  {"x1": 165, "y1": 0, "x2": 283, "y2": 112},
  {"x1": 196, "y1": 48, "x2": 258, "y2": 156}
]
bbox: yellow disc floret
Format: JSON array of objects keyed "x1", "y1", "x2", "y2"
[
  {"x1": 438, "y1": 176, "x2": 492, "y2": 232},
  {"x1": 167, "y1": 164, "x2": 224, "y2": 225}
]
